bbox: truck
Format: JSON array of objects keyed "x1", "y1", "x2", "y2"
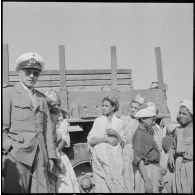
[{"x1": 3, "y1": 44, "x2": 170, "y2": 192}]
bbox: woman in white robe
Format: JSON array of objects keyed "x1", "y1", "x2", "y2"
[{"x1": 87, "y1": 96, "x2": 126, "y2": 193}]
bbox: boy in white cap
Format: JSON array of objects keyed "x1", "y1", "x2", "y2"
[
  {"x1": 132, "y1": 103, "x2": 161, "y2": 193},
  {"x1": 3, "y1": 52, "x2": 58, "y2": 193}
]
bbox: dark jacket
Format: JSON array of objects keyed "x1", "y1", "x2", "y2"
[{"x1": 132, "y1": 124, "x2": 160, "y2": 168}]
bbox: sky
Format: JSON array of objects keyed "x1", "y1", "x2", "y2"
[{"x1": 2, "y1": 2, "x2": 193, "y2": 121}]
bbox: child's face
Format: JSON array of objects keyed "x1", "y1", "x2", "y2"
[
  {"x1": 141, "y1": 116, "x2": 155, "y2": 128},
  {"x1": 177, "y1": 106, "x2": 192, "y2": 126},
  {"x1": 49, "y1": 98, "x2": 61, "y2": 114},
  {"x1": 130, "y1": 101, "x2": 140, "y2": 117}
]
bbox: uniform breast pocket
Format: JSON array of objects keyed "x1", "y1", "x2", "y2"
[
  {"x1": 36, "y1": 105, "x2": 45, "y2": 125},
  {"x1": 13, "y1": 104, "x2": 31, "y2": 121}
]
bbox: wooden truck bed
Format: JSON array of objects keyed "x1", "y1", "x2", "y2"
[
  {"x1": 9, "y1": 68, "x2": 134, "y2": 119},
  {"x1": 9, "y1": 68, "x2": 169, "y2": 120},
  {"x1": 4, "y1": 44, "x2": 170, "y2": 122}
]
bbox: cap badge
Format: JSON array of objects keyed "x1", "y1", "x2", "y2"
[{"x1": 29, "y1": 58, "x2": 37, "y2": 64}]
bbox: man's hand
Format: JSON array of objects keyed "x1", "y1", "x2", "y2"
[
  {"x1": 144, "y1": 179, "x2": 153, "y2": 193},
  {"x1": 105, "y1": 136, "x2": 118, "y2": 146}
]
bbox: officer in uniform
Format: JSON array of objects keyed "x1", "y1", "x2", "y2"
[{"x1": 3, "y1": 52, "x2": 58, "y2": 193}]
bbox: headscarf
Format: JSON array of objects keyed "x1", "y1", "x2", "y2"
[
  {"x1": 102, "y1": 95, "x2": 119, "y2": 112},
  {"x1": 135, "y1": 102, "x2": 157, "y2": 119},
  {"x1": 179, "y1": 100, "x2": 193, "y2": 115},
  {"x1": 45, "y1": 88, "x2": 60, "y2": 104},
  {"x1": 132, "y1": 94, "x2": 145, "y2": 105}
]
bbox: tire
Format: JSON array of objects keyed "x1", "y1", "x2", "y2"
[{"x1": 65, "y1": 143, "x2": 94, "y2": 192}]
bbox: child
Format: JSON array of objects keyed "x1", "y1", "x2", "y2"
[
  {"x1": 159, "y1": 122, "x2": 180, "y2": 193},
  {"x1": 45, "y1": 89, "x2": 80, "y2": 193}
]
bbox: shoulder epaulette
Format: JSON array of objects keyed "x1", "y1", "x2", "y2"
[
  {"x1": 34, "y1": 89, "x2": 46, "y2": 97},
  {"x1": 3, "y1": 84, "x2": 14, "y2": 88}
]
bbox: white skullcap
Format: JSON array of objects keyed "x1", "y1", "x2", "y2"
[
  {"x1": 133, "y1": 94, "x2": 145, "y2": 105},
  {"x1": 16, "y1": 52, "x2": 44, "y2": 72},
  {"x1": 146, "y1": 102, "x2": 156, "y2": 113},
  {"x1": 166, "y1": 122, "x2": 180, "y2": 134},
  {"x1": 179, "y1": 100, "x2": 193, "y2": 115},
  {"x1": 135, "y1": 103, "x2": 157, "y2": 119}
]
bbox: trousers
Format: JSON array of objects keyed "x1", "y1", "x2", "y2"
[{"x1": 3, "y1": 146, "x2": 49, "y2": 193}]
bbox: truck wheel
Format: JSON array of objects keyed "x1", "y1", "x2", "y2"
[
  {"x1": 74, "y1": 161, "x2": 94, "y2": 193},
  {"x1": 65, "y1": 143, "x2": 95, "y2": 193}
]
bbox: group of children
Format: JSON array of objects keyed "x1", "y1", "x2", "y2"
[
  {"x1": 87, "y1": 94, "x2": 193, "y2": 193},
  {"x1": 44, "y1": 88, "x2": 193, "y2": 193}
]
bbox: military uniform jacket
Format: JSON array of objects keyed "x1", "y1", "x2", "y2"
[{"x1": 3, "y1": 82, "x2": 57, "y2": 166}]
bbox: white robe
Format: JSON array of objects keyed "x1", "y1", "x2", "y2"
[
  {"x1": 50, "y1": 113, "x2": 80, "y2": 193},
  {"x1": 87, "y1": 115, "x2": 126, "y2": 193},
  {"x1": 121, "y1": 115, "x2": 139, "y2": 192}
]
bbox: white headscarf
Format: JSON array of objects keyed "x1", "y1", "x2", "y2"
[
  {"x1": 133, "y1": 94, "x2": 145, "y2": 105},
  {"x1": 135, "y1": 102, "x2": 157, "y2": 119},
  {"x1": 45, "y1": 88, "x2": 60, "y2": 103},
  {"x1": 179, "y1": 100, "x2": 193, "y2": 115}
]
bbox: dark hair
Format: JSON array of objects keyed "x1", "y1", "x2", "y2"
[{"x1": 102, "y1": 96, "x2": 119, "y2": 112}]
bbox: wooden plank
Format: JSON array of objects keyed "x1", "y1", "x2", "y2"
[
  {"x1": 128, "y1": 67, "x2": 133, "y2": 89},
  {"x1": 155, "y1": 47, "x2": 164, "y2": 88},
  {"x1": 154, "y1": 47, "x2": 169, "y2": 115},
  {"x1": 9, "y1": 69, "x2": 132, "y2": 76},
  {"x1": 19, "y1": 85, "x2": 133, "y2": 93},
  {"x1": 48, "y1": 79, "x2": 131, "y2": 86},
  {"x1": 67, "y1": 118, "x2": 95, "y2": 123},
  {"x1": 9, "y1": 73, "x2": 132, "y2": 82},
  {"x1": 111, "y1": 46, "x2": 118, "y2": 90},
  {"x1": 35, "y1": 85, "x2": 133, "y2": 92},
  {"x1": 59, "y1": 45, "x2": 66, "y2": 87},
  {"x1": 65, "y1": 89, "x2": 169, "y2": 118},
  {"x1": 10, "y1": 79, "x2": 132, "y2": 87},
  {"x1": 3, "y1": 44, "x2": 9, "y2": 86},
  {"x1": 35, "y1": 87, "x2": 60, "y2": 94},
  {"x1": 68, "y1": 91, "x2": 103, "y2": 118},
  {"x1": 59, "y1": 45, "x2": 68, "y2": 114}
]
